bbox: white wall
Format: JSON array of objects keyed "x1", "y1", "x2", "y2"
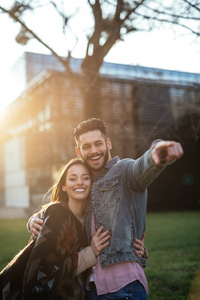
[{"x1": 4, "y1": 136, "x2": 29, "y2": 207}]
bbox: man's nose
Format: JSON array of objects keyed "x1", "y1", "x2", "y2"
[{"x1": 90, "y1": 145, "x2": 97, "y2": 153}]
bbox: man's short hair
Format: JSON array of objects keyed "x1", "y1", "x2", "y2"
[{"x1": 73, "y1": 118, "x2": 107, "y2": 145}]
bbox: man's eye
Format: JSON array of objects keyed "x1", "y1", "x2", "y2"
[{"x1": 83, "y1": 146, "x2": 89, "y2": 150}]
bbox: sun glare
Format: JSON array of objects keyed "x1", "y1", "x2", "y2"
[
  {"x1": 0, "y1": 77, "x2": 15, "y2": 113},
  {"x1": 0, "y1": 67, "x2": 22, "y2": 114},
  {"x1": 0, "y1": 100, "x2": 11, "y2": 113}
]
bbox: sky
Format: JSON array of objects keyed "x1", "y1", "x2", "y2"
[{"x1": 0, "y1": 1, "x2": 200, "y2": 112}]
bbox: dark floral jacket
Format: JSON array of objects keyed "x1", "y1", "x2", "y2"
[{"x1": 0, "y1": 202, "x2": 88, "y2": 300}]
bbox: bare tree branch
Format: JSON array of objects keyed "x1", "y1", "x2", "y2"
[
  {"x1": 182, "y1": 0, "x2": 200, "y2": 13},
  {"x1": 1, "y1": 0, "x2": 199, "y2": 85},
  {"x1": 134, "y1": 9, "x2": 200, "y2": 36},
  {"x1": 0, "y1": 4, "x2": 73, "y2": 73},
  {"x1": 122, "y1": 0, "x2": 147, "y2": 22},
  {"x1": 142, "y1": 3, "x2": 200, "y2": 21},
  {"x1": 114, "y1": 0, "x2": 123, "y2": 22},
  {"x1": 0, "y1": 0, "x2": 200, "y2": 119},
  {"x1": 84, "y1": 0, "x2": 103, "y2": 61}
]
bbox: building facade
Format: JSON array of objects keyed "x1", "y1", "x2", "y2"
[{"x1": 0, "y1": 52, "x2": 200, "y2": 210}]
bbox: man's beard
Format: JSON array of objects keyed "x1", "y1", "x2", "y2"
[{"x1": 81, "y1": 146, "x2": 109, "y2": 172}]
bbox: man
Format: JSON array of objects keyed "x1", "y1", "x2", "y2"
[{"x1": 29, "y1": 118, "x2": 183, "y2": 299}]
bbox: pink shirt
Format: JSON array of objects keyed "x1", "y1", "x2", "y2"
[{"x1": 90, "y1": 211, "x2": 148, "y2": 295}]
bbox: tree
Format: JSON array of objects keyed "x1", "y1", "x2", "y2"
[{"x1": 0, "y1": 0, "x2": 200, "y2": 118}]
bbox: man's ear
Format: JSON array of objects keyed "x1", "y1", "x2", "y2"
[
  {"x1": 75, "y1": 147, "x2": 81, "y2": 157},
  {"x1": 106, "y1": 138, "x2": 112, "y2": 151}
]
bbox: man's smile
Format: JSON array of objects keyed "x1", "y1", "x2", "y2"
[{"x1": 89, "y1": 154, "x2": 102, "y2": 161}]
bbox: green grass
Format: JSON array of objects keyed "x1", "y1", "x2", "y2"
[
  {"x1": 0, "y1": 219, "x2": 30, "y2": 270},
  {"x1": 145, "y1": 211, "x2": 200, "y2": 300},
  {"x1": 0, "y1": 212, "x2": 200, "y2": 299}
]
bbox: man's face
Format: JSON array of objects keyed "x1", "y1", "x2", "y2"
[{"x1": 75, "y1": 130, "x2": 112, "y2": 175}]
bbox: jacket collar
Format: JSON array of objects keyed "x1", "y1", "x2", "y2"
[
  {"x1": 94, "y1": 156, "x2": 120, "y2": 181},
  {"x1": 105, "y1": 156, "x2": 120, "y2": 170}
]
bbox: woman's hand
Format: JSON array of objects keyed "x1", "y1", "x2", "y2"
[
  {"x1": 132, "y1": 232, "x2": 147, "y2": 258},
  {"x1": 29, "y1": 211, "x2": 44, "y2": 239},
  {"x1": 91, "y1": 226, "x2": 111, "y2": 257}
]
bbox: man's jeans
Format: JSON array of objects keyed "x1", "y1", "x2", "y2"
[{"x1": 86, "y1": 280, "x2": 148, "y2": 300}]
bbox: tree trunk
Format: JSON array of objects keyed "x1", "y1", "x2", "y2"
[{"x1": 82, "y1": 74, "x2": 101, "y2": 119}]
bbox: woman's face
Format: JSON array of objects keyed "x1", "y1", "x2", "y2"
[{"x1": 62, "y1": 164, "x2": 92, "y2": 202}]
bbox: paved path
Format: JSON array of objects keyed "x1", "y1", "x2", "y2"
[{"x1": 0, "y1": 207, "x2": 29, "y2": 219}]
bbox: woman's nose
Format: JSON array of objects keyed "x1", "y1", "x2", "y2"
[{"x1": 76, "y1": 177, "x2": 83, "y2": 184}]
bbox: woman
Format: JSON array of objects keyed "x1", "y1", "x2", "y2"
[{"x1": 0, "y1": 158, "x2": 110, "y2": 300}]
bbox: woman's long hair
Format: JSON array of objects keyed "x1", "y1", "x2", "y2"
[{"x1": 44, "y1": 158, "x2": 91, "y2": 205}]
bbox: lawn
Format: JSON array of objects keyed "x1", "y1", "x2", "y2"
[
  {"x1": 0, "y1": 211, "x2": 200, "y2": 299},
  {"x1": 145, "y1": 211, "x2": 200, "y2": 300},
  {"x1": 0, "y1": 218, "x2": 30, "y2": 270}
]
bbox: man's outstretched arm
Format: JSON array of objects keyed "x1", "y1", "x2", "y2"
[{"x1": 128, "y1": 140, "x2": 184, "y2": 193}]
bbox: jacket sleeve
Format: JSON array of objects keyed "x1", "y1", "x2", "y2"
[
  {"x1": 127, "y1": 149, "x2": 166, "y2": 192},
  {"x1": 23, "y1": 203, "x2": 81, "y2": 300}
]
